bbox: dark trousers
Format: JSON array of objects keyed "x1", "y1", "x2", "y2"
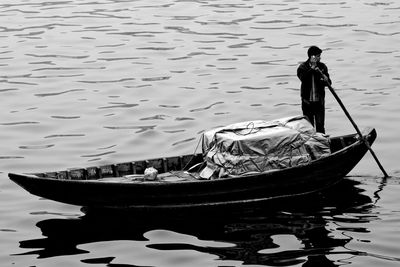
[{"x1": 302, "y1": 100, "x2": 325, "y2": 133}]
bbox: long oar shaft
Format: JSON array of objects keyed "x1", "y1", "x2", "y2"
[{"x1": 326, "y1": 83, "x2": 389, "y2": 177}]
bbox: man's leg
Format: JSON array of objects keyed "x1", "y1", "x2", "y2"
[
  {"x1": 314, "y1": 102, "x2": 325, "y2": 133},
  {"x1": 302, "y1": 100, "x2": 315, "y2": 126}
]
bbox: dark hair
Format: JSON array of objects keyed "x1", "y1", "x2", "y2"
[{"x1": 307, "y1": 46, "x2": 322, "y2": 57}]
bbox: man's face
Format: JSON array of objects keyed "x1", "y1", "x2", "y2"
[{"x1": 312, "y1": 54, "x2": 321, "y2": 62}]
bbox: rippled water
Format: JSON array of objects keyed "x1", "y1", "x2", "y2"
[{"x1": 1, "y1": 0, "x2": 400, "y2": 266}]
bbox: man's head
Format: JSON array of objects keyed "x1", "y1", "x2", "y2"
[{"x1": 307, "y1": 46, "x2": 322, "y2": 58}]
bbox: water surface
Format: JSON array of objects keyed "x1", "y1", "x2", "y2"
[{"x1": 1, "y1": 0, "x2": 400, "y2": 266}]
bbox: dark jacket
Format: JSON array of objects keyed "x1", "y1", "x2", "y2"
[{"x1": 297, "y1": 60, "x2": 331, "y2": 103}]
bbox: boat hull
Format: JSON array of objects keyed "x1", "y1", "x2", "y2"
[{"x1": 9, "y1": 128, "x2": 376, "y2": 209}]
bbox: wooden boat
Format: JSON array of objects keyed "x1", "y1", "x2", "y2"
[{"x1": 9, "y1": 127, "x2": 376, "y2": 210}]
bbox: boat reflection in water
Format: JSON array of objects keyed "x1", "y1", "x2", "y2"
[{"x1": 17, "y1": 178, "x2": 375, "y2": 266}]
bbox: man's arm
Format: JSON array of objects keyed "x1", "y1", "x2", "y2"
[
  {"x1": 297, "y1": 62, "x2": 313, "y2": 81},
  {"x1": 315, "y1": 63, "x2": 331, "y2": 85}
]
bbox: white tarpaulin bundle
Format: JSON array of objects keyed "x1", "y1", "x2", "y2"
[{"x1": 199, "y1": 116, "x2": 331, "y2": 179}]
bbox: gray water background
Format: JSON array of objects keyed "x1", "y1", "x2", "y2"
[{"x1": 1, "y1": 0, "x2": 400, "y2": 266}]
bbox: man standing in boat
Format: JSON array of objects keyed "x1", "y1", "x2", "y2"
[{"x1": 297, "y1": 46, "x2": 331, "y2": 133}]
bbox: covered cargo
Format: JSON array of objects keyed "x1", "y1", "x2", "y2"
[{"x1": 200, "y1": 116, "x2": 330, "y2": 179}]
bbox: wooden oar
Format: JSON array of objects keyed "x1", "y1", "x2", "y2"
[{"x1": 321, "y1": 74, "x2": 389, "y2": 177}]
